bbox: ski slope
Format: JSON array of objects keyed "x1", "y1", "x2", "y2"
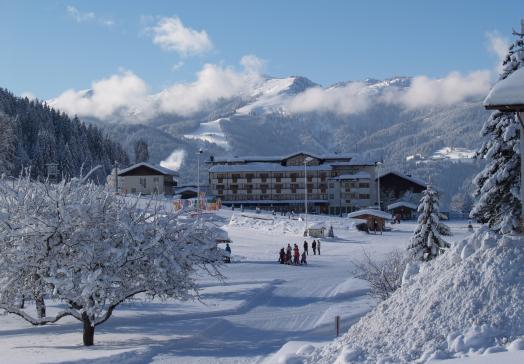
[{"x1": 0, "y1": 209, "x2": 478, "y2": 363}]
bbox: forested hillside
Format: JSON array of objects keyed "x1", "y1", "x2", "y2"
[{"x1": 0, "y1": 88, "x2": 129, "y2": 182}]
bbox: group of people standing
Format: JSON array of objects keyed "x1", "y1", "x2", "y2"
[{"x1": 278, "y1": 239, "x2": 321, "y2": 266}]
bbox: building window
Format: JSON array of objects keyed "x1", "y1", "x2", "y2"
[
  {"x1": 329, "y1": 194, "x2": 334, "y2": 199},
  {"x1": 246, "y1": 173, "x2": 254, "y2": 182},
  {"x1": 139, "y1": 178, "x2": 146, "y2": 188},
  {"x1": 359, "y1": 182, "x2": 370, "y2": 188},
  {"x1": 153, "y1": 176, "x2": 159, "y2": 182},
  {"x1": 290, "y1": 173, "x2": 298, "y2": 182},
  {"x1": 359, "y1": 194, "x2": 370, "y2": 199},
  {"x1": 320, "y1": 173, "x2": 326, "y2": 181},
  {"x1": 329, "y1": 183, "x2": 334, "y2": 188}
]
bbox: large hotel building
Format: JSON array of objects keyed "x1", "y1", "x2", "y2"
[{"x1": 207, "y1": 152, "x2": 378, "y2": 215}]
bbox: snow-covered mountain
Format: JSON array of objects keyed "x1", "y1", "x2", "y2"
[{"x1": 73, "y1": 74, "x2": 488, "y2": 207}]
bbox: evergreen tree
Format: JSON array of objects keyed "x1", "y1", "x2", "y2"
[
  {"x1": 409, "y1": 185, "x2": 451, "y2": 261},
  {"x1": 471, "y1": 23, "x2": 524, "y2": 234},
  {"x1": 0, "y1": 88, "x2": 129, "y2": 182},
  {"x1": 0, "y1": 112, "x2": 16, "y2": 175},
  {"x1": 134, "y1": 139, "x2": 149, "y2": 164}
]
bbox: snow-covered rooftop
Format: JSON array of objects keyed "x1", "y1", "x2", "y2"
[
  {"x1": 210, "y1": 151, "x2": 359, "y2": 164},
  {"x1": 378, "y1": 170, "x2": 426, "y2": 187},
  {"x1": 484, "y1": 67, "x2": 524, "y2": 110},
  {"x1": 209, "y1": 162, "x2": 333, "y2": 173},
  {"x1": 347, "y1": 209, "x2": 393, "y2": 220},
  {"x1": 387, "y1": 201, "x2": 418, "y2": 210},
  {"x1": 118, "y1": 162, "x2": 179, "y2": 176}
]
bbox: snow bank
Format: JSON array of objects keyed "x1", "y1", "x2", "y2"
[{"x1": 306, "y1": 227, "x2": 524, "y2": 363}]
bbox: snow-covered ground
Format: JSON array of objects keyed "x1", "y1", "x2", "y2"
[{"x1": 0, "y1": 209, "x2": 501, "y2": 363}]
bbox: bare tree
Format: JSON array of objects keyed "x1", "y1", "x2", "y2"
[{"x1": 353, "y1": 249, "x2": 409, "y2": 301}]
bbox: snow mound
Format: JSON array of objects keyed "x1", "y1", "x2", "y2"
[{"x1": 306, "y1": 227, "x2": 524, "y2": 363}]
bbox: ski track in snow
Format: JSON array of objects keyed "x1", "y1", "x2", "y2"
[
  {"x1": 183, "y1": 118, "x2": 230, "y2": 150},
  {"x1": 0, "y1": 208, "x2": 479, "y2": 364}
]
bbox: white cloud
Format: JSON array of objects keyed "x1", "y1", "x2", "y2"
[
  {"x1": 66, "y1": 5, "x2": 114, "y2": 27},
  {"x1": 50, "y1": 70, "x2": 149, "y2": 119},
  {"x1": 287, "y1": 70, "x2": 492, "y2": 115},
  {"x1": 21, "y1": 92, "x2": 36, "y2": 100},
  {"x1": 155, "y1": 58, "x2": 263, "y2": 115},
  {"x1": 171, "y1": 61, "x2": 185, "y2": 71},
  {"x1": 49, "y1": 56, "x2": 265, "y2": 120},
  {"x1": 288, "y1": 82, "x2": 371, "y2": 115},
  {"x1": 160, "y1": 149, "x2": 186, "y2": 171},
  {"x1": 147, "y1": 16, "x2": 213, "y2": 56},
  {"x1": 396, "y1": 70, "x2": 492, "y2": 109},
  {"x1": 486, "y1": 31, "x2": 509, "y2": 74},
  {"x1": 240, "y1": 54, "x2": 266, "y2": 74}
]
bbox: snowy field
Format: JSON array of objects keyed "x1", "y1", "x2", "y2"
[{"x1": 0, "y1": 209, "x2": 486, "y2": 363}]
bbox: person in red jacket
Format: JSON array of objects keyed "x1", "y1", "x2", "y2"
[{"x1": 293, "y1": 244, "x2": 300, "y2": 265}]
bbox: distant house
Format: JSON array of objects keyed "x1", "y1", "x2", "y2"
[
  {"x1": 377, "y1": 171, "x2": 426, "y2": 210},
  {"x1": 387, "y1": 201, "x2": 418, "y2": 220},
  {"x1": 117, "y1": 163, "x2": 178, "y2": 195},
  {"x1": 347, "y1": 209, "x2": 393, "y2": 232},
  {"x1": 174, "y1": 185, "x2": 209, "y2": 199}
]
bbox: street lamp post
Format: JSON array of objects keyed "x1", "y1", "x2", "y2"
[
  {"x1": 375, "y1": 161, "x2": 383, "y2": 210},
  {"x1": 304, "y1": 157, "x2": 313, "y2": 236},
  {"x1": 197, "y1": 148, "x2": 203, "y2": 210}
]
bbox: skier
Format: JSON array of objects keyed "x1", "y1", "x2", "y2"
[
  {"x1": 303, "y1": 240, "x2": 309, "y2": 255},
  {"x1": 301, "y1": 250, "x2": 307, "y2": 265},
  {"x1": 293, "y1": 244, "x2": 300, "y2": 265},
  {"x1": 224, "y1": 243, "x2": 232, "y2": 263},
  {"x1": 279, "y1": 248, "x2": 286, "y2": 264},
  {"x1": 312, "y1": 240, "x2": 317, "y2": 255},
  {"x1": 286, "y1": 244, "x2": 292, "y2": 264},
  {"x1": 317, "y1": 240, "x2": 321, "y2": 255}
]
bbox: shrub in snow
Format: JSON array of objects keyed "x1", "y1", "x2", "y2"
[
  {"x1": 409, "y1": 185, "x2": 451, "y2": 261},
  {"x1": 471, "y1": 25, "x2": 523, "y2": 234},
  {"x1": 306, "y1": 227, "x2": 524, "y2": 363},
  {"x1": 352, "y1": 249, "x2": 408, "y2": 301},
  {"x1": 0, "y1": 176, "x2": 223, "y2": 346}
]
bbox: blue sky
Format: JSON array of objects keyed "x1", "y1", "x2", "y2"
[{"x1": 0, "y1": 0, "x2": 522, "y2": 99}]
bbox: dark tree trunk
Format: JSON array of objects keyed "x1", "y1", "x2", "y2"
[
  {"x1": 82, "y1": 313, "x2": 95, "y2": 346},
  {"x1": 19, "y1": 296, "x2": 25, "y2": 309},
  {"x1": 35, "y1": 295, "x2": 46, "y2": 318}
]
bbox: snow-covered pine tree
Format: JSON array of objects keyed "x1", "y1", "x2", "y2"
[
  {"x1": 409, "y1": 185, "x2": 451, "y2": 261},
  {"x1": 470, "y1": 22, "x2": 524, "y2": 234}
]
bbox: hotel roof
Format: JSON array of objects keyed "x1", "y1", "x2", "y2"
[{"x1": 209, "y1": 151, "x2": 363, "y2": 164}]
